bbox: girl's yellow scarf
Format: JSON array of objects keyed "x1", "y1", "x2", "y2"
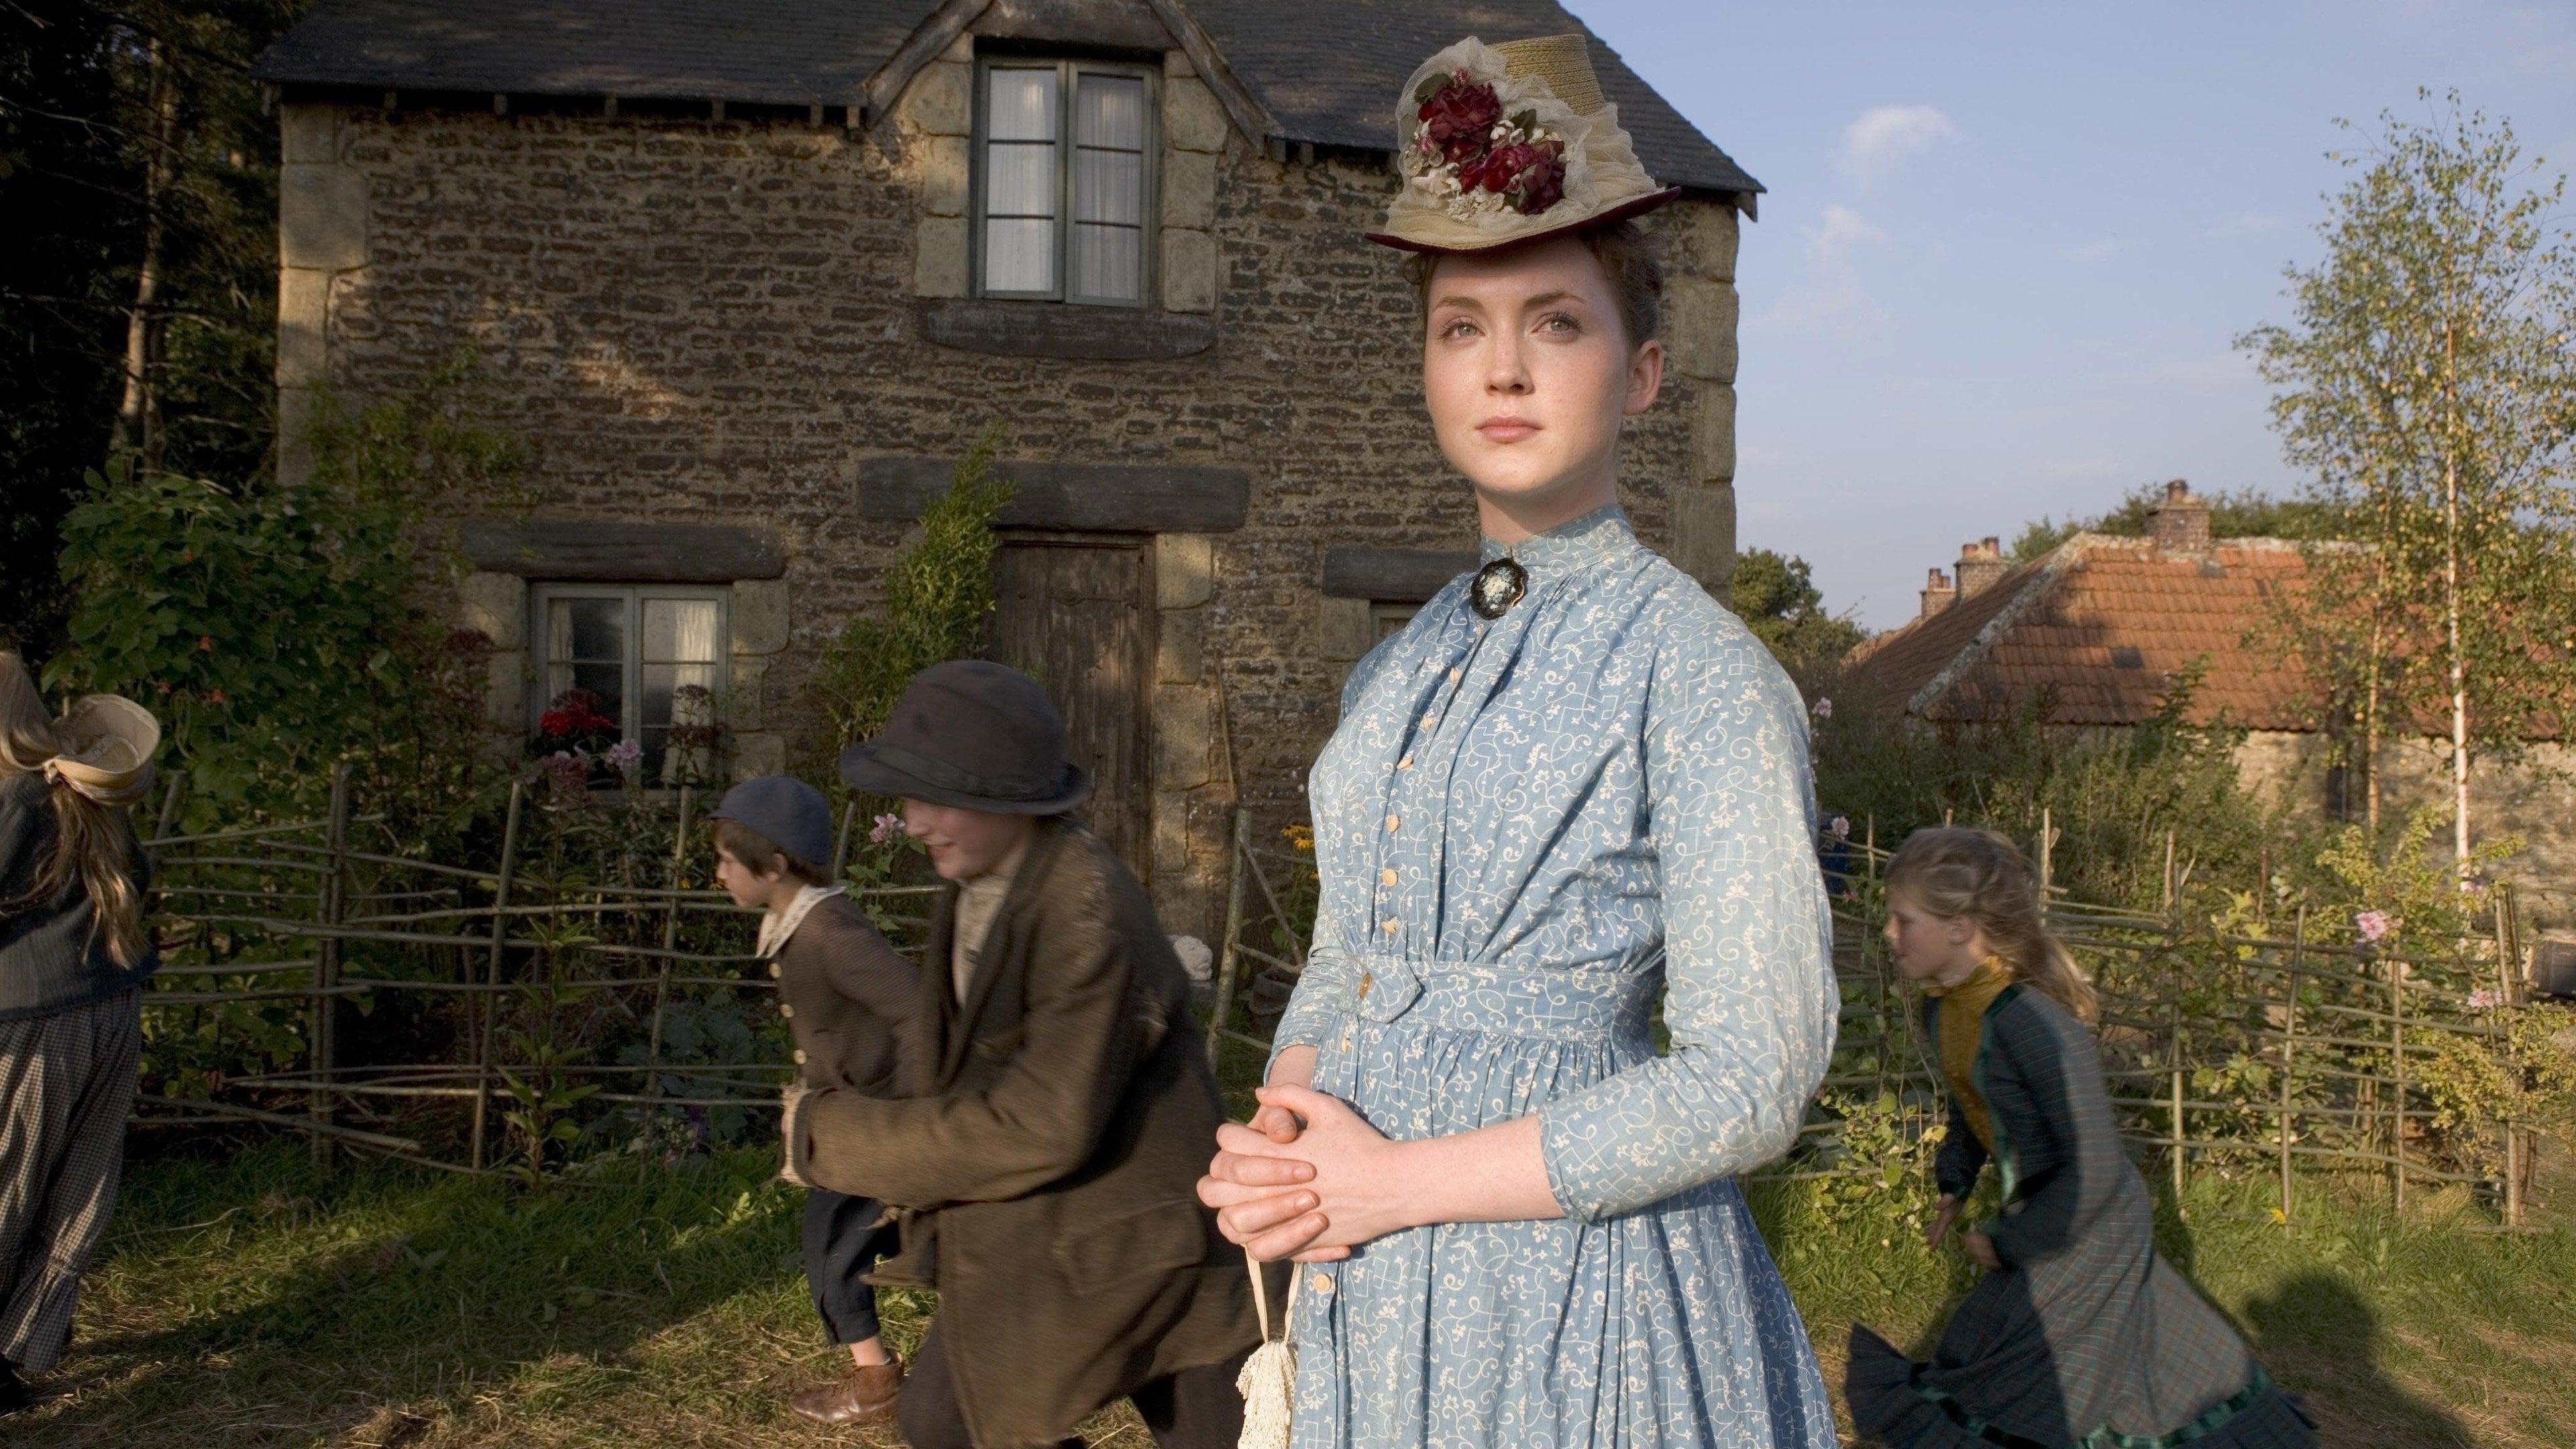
[{"x1": 1927, "y1": 956, "x2": 2014, "y2": 1155}]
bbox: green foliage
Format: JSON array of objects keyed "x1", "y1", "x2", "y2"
[
  {"x1": 44, "y1": 360, "x2": 527, "y2": 836},
  {"x1": 1811, "y1": 669, "x2": 2292, "y2": 914},
  {"x1": 810, "y1": 427, "x2": 1014, "y2": 757},
  {"x1": 2239, "y1": 93, "x2": 2576, "y2": 855},
  {"x1": 1, "y1": 2, "x2": 307, "y2": 661},
  {"x1": 2009, "y1": 483, "x2": 2342, "y2": 563},
  {"x1": 1727, "y1": 547, "x2": 1868, "y2": 679}
]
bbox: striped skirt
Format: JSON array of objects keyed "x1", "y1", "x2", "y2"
[{"x1": 0, "y1": 990, "x2": 140, "y2": 1374}]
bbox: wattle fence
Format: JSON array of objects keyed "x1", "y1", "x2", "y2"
[{"x1": 135, "y1": 778, "x2": 2546, "y2": 1228}]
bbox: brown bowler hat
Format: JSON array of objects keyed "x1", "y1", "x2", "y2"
[{"x1": 837, "y1": 660, "x2": 1091, "y2": 815}]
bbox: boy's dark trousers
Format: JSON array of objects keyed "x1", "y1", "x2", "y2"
[
  {"x1": 804, "y1": 1188, "x2": 900, "y2": 1344},
  {"x1": 896, "y1": 1320, "x2": 1248, "y2": 1449}
]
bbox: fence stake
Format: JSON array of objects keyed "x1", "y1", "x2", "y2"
[
  {"x1": 468, "y1": 780, "x2": 525, "y2": 1172},
  {"x1": 830, "y1": 797, "x2": 858, "y2": 881},
  {"x1": 2389, "y1": 951, "x2": 2406, "y2": 1216},
  {"x1": 2279, "y1": 904, "x2": 2304, "y2": 1223},
  {"x1": 2037, "y1": 807, "x2": 2053, "y2": 921},
  {"x1": 154, "y1": 770, "x2": 186, "y2": 844},
  {"x1": 1207, "y1": 809, "x2": 1252, "y2": 1071},
  {"x1": 2495, "y1": 882, "x2": 2523, "y2": 1227},
  {"x1": 642, "y1": 786, "x2": 695, "y2": 1159},
  {"x1": 309, "y1": 763, "x2": 352, "y2": 1165}
]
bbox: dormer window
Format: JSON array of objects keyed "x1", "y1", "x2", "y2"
[{"x1": 975, "y1": 57, "x2": 1157, "y2": 306}]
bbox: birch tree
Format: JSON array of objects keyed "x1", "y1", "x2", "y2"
[{"x1": 2241, "y1": 95, "x2": 2576, "y2": 867}]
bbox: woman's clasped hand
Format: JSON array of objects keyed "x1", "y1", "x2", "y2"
[{"x1": 1197, "y1": 1084, "x2": 1410, "y2": 1263}]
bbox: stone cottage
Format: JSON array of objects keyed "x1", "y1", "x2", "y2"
[
  {"x1": 252, "y1": 0, "x2": 1761, "y2": 938},
  {"x1": 1846, "y1": 482, "x2": 2576, "y2": 921}
]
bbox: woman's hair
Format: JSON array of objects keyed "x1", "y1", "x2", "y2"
[
  {"x1": 1403, "y1": 219, "x2": 1664, "y2": 348},
  {"x1": 0, "y1": 651, "x2": 150, "y2": 969},
  {"x1": 711, "y1": 817, "x2": 830, "y2": 888},
  {"x1": 1885, "y1": 826, "x2": 2096, "y2": 1022}
]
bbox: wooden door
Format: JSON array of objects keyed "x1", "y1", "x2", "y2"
[{"x1": 988, "y1": 535, "x2": 1153, "y2": 879}]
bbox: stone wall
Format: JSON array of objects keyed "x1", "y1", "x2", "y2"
[
  {"x1": 2236, "y1": 730, "x2": 2576, "y2": 926},
  {"x1": 276, "y1": 48, "x2": 1744, "y2": 938}
]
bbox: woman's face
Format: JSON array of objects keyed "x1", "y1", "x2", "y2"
[{"x1": 1421, "y1": 237, "x2": 1664, "y2": 521}]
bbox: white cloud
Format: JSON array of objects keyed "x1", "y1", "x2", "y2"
[
  {"x1": 1751, "y1": 204, "x2": 1890, "y2": 335},
  {"x1": 1841, "y1": 105, "x2": 1957, "y2": 180}
]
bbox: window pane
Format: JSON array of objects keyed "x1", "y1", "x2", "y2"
[
  {"x1": 1073, "y1": 147, "x2": 1142, "y2": 225},
  {"x1": 569, "y1": 661, "x2": 624, "y2": 727},
  {"x1": 1070, "y1": 222, "x2": 1142, "y2": 302},
  {"x1": 983, "y1": 142, "x2": 1058, "y2": 217},
  {"x1": 983, "y1": 217, "x2": 1056, "y2": 292},
  {"x1": 642, "y1": 598, "x2": 720, "y2": 663},
  {"x1": 1075, "y1": 72, "x2": 1145, "y2": 151},
  {"x1": 641, "y1": 662, "x2": 719, "y2": 731},
  {"x1": 985, "y1": 67, "x2": 1058, "y2": 141},
  {"x1": 549, "y1": 596, "x2": 624, "y2": 663}
]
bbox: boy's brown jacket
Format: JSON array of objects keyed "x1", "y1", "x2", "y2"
[
  {"x1": 786, "y1": 818, "x2": 1256, "y2": 1447},
  {"x1": 773, "y1": 893, "x2": 916, "y2": 1098}
]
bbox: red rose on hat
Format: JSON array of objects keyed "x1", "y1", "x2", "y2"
[{"x1": 1417, "y1": 73, "x2": 1502, "y2": 164}]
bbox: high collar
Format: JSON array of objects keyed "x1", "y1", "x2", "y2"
[
  {"x1": 1924, "y1": 955, "x2": 2010, "y2": 1000},
  {"x1": 1478, "y1": 503, "x2": 1635, "y2": 572}
]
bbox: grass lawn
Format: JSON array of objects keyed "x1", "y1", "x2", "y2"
[{"x1": 13, "y1": 1135, "x2": 2575, "y2": 1448}]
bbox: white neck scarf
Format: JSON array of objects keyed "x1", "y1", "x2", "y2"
[{"x1": 757, "y1": 883, "x2": 845, "y2": 959}]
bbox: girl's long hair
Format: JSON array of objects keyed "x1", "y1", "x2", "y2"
[
  {"x1": 1886, "y1": 826, "x2": 2096, "y2": 1023},
  {"x1": 0, "y1": 652, "x2": 150, "y2": 969}
]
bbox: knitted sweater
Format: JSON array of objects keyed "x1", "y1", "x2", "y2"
[{"x1": 0, "y1": 772, "x2": 158, "y2": 1022}]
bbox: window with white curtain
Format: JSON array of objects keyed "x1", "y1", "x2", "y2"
[
  {"x1": 531, "y1": 584, "x2": 728, "y2": 784},
  {"x1": 975, "y1": 57, "x2": 1157, "y2": 306}
]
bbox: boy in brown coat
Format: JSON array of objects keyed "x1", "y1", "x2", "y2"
[
  {"x1": 784, "y1": 661, "x2": 1255, "y2": 1449},
  {"x1": 708, "y1": 777, "x2": 918, "y2": 1426}
]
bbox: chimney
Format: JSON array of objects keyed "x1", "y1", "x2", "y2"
[
  {"x1": 1920, "y1": 568, "x2": 1956, "y2": 619},
  {"x1": 2151, "y1": 478, "x2": 2210, "y2": 553},
  {"x1": 1955, "y1": 537, "x2": 2008, "y2": 598}
]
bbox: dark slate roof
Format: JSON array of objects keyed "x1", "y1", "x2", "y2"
[
  {"x1": 251, "y1": 0, "x2": 933, "y2": 109},
  {"x1": 252, "y1": 0, "x2": 1762, "y2": 198},
  {"x1": 1188, "y1": 1, "x2": 1758, "y2": 197}
]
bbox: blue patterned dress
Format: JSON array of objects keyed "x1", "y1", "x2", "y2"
[{"x1": 1271, "y1": 504, "x2": 1841, "y2": 1448}]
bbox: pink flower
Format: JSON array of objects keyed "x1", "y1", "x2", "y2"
[
  {"x1": 1812, "y1": 696, "x2": 1835, "y2": 720},
  {"x1": 604, "y1": 739, "x2": 643, "y2": 771},
  {"x1": 2355, "y1": 910, "x2": 2392, "y2": 943},
  {"x1": 2467, "y1": 988, "x2": 2499, "y2": 1011},
  {"x1": 869, "y1": 812, "x2": 906, "y2": 847},
  {"x1": 1829, "y1": 815, "x2": 1851, "y2": 841}
]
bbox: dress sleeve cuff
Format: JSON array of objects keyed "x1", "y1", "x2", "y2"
[
  {"x1": 1534, "y1": 1099, "x2": 1610, "y2": 1224},
  {"x1": 1265, "y1": 949, "x2": 1356, "y2": 1073}
]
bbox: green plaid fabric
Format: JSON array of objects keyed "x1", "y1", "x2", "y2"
[{"x1": 1847, "y1": 989, "x2": 2314, "y2": 1449}]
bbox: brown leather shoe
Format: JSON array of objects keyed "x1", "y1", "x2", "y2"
[{"x1": 788, "y1": 1358, "x2": 904, "y2": 1426}]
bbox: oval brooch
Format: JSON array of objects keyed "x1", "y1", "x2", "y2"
[{"x1": 1469, "y1": 557, "x2": 1527, "y2": 619}]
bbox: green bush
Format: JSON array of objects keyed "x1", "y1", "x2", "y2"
[{"x1": 808, "y1": 428, "x2": 1014, "y2": 760}]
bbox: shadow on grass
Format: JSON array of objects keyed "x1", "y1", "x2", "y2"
[
  {"x1": 17, "y1": 1134, "x2": 896, "y2": 1448},
  {"x1": 2241, "y1": 1272, "x2": 2473, "y2": 1449}
]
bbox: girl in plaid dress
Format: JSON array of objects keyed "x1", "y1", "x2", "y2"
[{"x1": 1847, "y1": 828, "x2": 2313, "y2": 1449}]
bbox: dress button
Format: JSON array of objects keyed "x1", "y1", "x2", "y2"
[
  {"x1": 1381, "y1": 868, "x2": 1398, "y2": 886},
  {"x1": 793, "y1": 1049, "x2": 808, "y2": 1065},
  {"x1": 1421, "y1": 712, "x2": 1438, "y2": 728},
  {"x1": 1397, "y1": 755, "x2": 1413, "y2": 771},
  {"x1": 1312, "y1": 1271, "x2": 1335, "y2": 1295},
  {"x1": 1449, "y1": 668, "x2": 1463, "y2": 683},
  {"x1": 780, "y1": 1002, "x2": 794, "y2": 1018},
  {"x1": 1382, "y1": 919, "x2": 1399, "y2": 934},
  {"x1": 767, "y1": 962, "x2": 782, "y2": 979},
  {"x1": 1385, "y1": 815, "x2": 1400, "y2": 832}
]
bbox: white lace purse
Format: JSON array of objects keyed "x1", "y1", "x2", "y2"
[{"x1": 1234, "y1": 1250, "x2": 1301, "y2": 1449}]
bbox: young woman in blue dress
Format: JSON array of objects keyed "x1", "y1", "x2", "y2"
[{"x1": 1197, "y1": 34, "x2": 1841, "y2": 1449}]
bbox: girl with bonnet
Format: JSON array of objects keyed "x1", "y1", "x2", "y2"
[
  {"x1": 1197, "y1": 34, "x2": 1839, "y2": 1448},
  {"x1": 0, "y1": 650, "x2": 161, "y2": 1414}
]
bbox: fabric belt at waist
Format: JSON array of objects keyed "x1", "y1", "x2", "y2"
[{"x1": 1307, "y1": 952, "x2": 1656, "y2": 1043}]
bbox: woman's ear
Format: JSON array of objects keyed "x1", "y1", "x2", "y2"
[{"x1": 1622, "y1": 337, "x2": 1666, "y2": 416}]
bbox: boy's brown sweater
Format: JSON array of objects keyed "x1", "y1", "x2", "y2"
[{"x1": 773, "y1": 893, "x2": 917, "y2": 1099}]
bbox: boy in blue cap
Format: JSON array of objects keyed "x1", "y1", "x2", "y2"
[{"x1": 708, "y1": 775, "x2": 918, "y2": 1427}]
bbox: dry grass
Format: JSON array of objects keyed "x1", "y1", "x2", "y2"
[{"x1": 15, "y1": 1138, "x2": 2576, "y2": 1447}]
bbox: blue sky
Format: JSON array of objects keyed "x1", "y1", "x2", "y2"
[{"x1": 1580, "y1": 1, "x2": 2576, "y2": 630}]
